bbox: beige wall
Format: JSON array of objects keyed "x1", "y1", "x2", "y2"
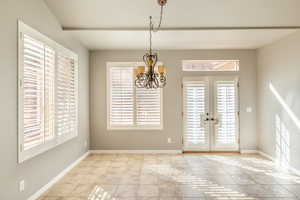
[
  {"x1": 90, "y1": 50, "x2": 257, "y2": 151},
  {"x1": 257, "y1": 31, "x2": 300, "y2": 171},
  {"x1": 0, "y1": 0, "x2": 89, "y2": 199}
]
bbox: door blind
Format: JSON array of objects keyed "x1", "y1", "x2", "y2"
[
  {"x1": 183, "y1": 81, "x2": 208, "y2": 147},
  {"x1": 215, "y1": 81, "x2": 237, "y2": 145},
  {"x1": 22, "y1": 34, "x2": 45, "y2": 150},
  {"x1": 108, "y1": 64, "x2": 162, "y2": 129}
]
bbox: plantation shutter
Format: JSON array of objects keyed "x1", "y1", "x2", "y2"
[
  {"x1": 19, "y1": 22, "x2": 79, "y2": 162},
  {"x1": 183, "y1": 81, "x2": 209, "y2": 149},
  {"x1": 109, "y1": 66, "x2": 134, "y2": 127},
  {"x1": 56, "y1": 53, "x2": 78, "y2": 137},
  {"x1": 136, "y1": 88, "x2": 161, "y2": 126},
  {"x1": 215, "y1": 81, "x2": 237, "y2": 145},
  {"x1": 44, "y1": 46, "x2": 56, "y2": 141},
  {"x1": 108, "y1": 63, "x2": 162, "y2": 129},
  {"x1": 22, "y1": 34, "x2": 45, "y2": 150}
]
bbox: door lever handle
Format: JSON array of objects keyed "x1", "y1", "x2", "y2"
[{"x1": 214, "y1": 118, "x2": 219, "y2": 125}]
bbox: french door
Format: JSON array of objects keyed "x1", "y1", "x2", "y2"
[{"x1": 183, "y1": 76, "x2": 239, "y2": 151}]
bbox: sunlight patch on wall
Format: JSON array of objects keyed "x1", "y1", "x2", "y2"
[
  {"x1": 269, "y1": 82, "x2": 300, "y2": 130},
  {"x1": 275, "y1": 115, "x2": 290, "y2": 170}
]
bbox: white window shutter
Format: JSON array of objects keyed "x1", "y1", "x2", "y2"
[
  {"x1": 215, "y1": 81, "x2": 237, "y2": 145},
  {"x1": 108, "y1": 63, "x2": 163, "y2": 129},
  {"x1": 44, "y1": 46, "x2": 56, "y2": 141},
  {"x1": 136, "y1": 87, "x2": 161, "y2": 126},
  {"x1": 18, "y1": 21, "x2": 79, "y2": 162},
  {"x1": 109, "y1": 66, "x2": 134, "y2": 127},
  {"x1": 56, "y1": 54, "x2": 78, "y2": 137},
  {"x1": 22, "y1": 34, "x2": 45, "y2": 150}
]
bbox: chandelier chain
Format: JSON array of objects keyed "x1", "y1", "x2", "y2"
[
  {"x1": 149, "y1": 16, "x2": 153, "y2": 54},
  {"x1": 153, "y1": 5, "x2": 164, "y2": 32},
  {"x1": 149, "y1": 4, "x2": 164, "y2": 53}
]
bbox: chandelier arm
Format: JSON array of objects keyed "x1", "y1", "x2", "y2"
[
  {"x1": 152, "y1": 54, "x2": 158, "y2": 70},
  {"x1": 154, "y1": 74, "x2": 159, "y2": 88},
  {"x1": 146, "y1": 74, "x2": 150, "y2": 89},
  {"x1": 160, "y1": 75, "x2": 166, "y2": 87}
]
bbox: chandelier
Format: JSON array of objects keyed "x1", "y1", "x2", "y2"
[{"x1": 134, "y1": 0, "x2": 167, "y2": 89}]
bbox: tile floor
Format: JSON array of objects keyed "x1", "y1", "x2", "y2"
[{"x1": 40, "y1": 153, "x2": 300, "y2": 200}]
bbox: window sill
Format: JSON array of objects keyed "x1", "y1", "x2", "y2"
[
  {"x1": 18, "y1": 133, "x2": 77, "y2": 163},
  {"x1": 107, "y1": 126, "x2": 164, "y2": 131}
]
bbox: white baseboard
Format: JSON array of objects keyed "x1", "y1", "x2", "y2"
[
  {"x1": 28, "y1": 151, "x2": 90, "y2": 200},
  {"x1": 90, "y1": 150, "x2": 183, "y2": 154},
  {"x1": 289, "y1": 166, "x2": 300, "y2": 176},
  {"x1": 240, "y1": 149, "x2": 258, "y2": 154},
  {"x1": 258, "y1": 150, "x2": 300, "y2": 176},
  {"x1": 258, "y1": 150, "x2": 275, "y2": 161}
]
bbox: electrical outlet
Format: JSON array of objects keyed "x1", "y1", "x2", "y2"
[
  {"x1": 167, "y1": 138, "x2": 172, "y2": 143},
  {"x1": 19, "y1": 180, "x2": 25, "y2": 192},
  {"x1": 246, "y1": 107, "x2": 252, "y2": 113}
]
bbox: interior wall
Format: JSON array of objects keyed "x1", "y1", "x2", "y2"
[
  {"x1": 257, "y1": 31, "x2": 300, "y2": 171},
  {"x1": 0, "y1": 0, "x2": 89, "y2": 199},
  {"x1": 90, "y1": 50, "x2": 257, "y2": 151}
]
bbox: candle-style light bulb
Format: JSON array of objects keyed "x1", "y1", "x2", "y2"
[
  {"x1": 137, "y1": 66, "x2": 145, "y2": 74},
  {"x1": 158, "y1": 65, "x2": 166, "y2": 74}
]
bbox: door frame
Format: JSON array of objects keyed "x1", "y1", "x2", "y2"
[{"x1": 182, "y1": 76, "x2": 240, "y2": 152}]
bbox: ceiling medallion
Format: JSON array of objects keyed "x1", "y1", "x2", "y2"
[{"x1": 134, "y1": 0, "x2": 167, "y2": 89}]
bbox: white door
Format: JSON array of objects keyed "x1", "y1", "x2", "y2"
[
  {"x1": 183, "y1": 76, "x2": 239, "y2": 151},
  {"x1": 183, "y1": 78, "x2": 210, "y2": 150}
]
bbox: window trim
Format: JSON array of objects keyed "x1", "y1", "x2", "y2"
[
  {"x1": 106, "y1": 62, "x2": 163, "y2": 130},
  {"x1": 18, "y1": 21, "x2": 79, "y2": 163},
  {"x1": 182, "y1": 60, "x2": 240, "y2": 72}
]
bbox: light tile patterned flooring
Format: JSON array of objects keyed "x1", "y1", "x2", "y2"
[{"x1": 40, "y1": 153, "x2": 300, "y2": 200}]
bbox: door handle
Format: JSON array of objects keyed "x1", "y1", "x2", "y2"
[{"x1": 214, "y1": 118, "x2": 219, "y2": 125}]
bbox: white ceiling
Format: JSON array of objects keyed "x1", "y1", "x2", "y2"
[{"x1": 45, "y1": 0, "x2": 300, "y2": 50}]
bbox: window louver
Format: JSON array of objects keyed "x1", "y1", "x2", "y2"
[
  {"x1": 183, "y1": 81, "x2": 208, "y2": 149},
  {"x1": 215, "y1": 81, "x2": 237, "y2": 145},
  {"x1": 108, "y1": 63, "x2": 162, "y2": 129}
]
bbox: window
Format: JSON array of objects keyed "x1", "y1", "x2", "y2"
[
  {"x1": 107, "y1": 62, "x2": 163, "y2": 130},
  {"x1": 18, "y1": 21, "x2": 78, "y2": 163},
  {"x1": 182, "y1": 60, "x2": 239, "y2": 72}
]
